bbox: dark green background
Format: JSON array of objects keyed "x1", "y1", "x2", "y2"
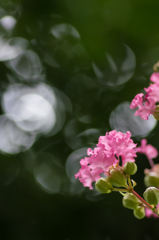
[{"x1": 0, "y1": 0, "x2": 159, "y2": 239}]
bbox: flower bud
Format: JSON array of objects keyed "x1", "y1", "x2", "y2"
[
  {"x1": 153, "y1": 105, "x2": 159, "y2": 120},
  {"x1": 123, "y1": 162, "x2": 137, "y2": 175},
  {"x1": 95, "y1": 177, "x2": 113, "y2": 194},
  {"x1": 108, "y1": 169, "x2": 127, "y2": 188},
  {"x1": 133, "y1": 206, "x2": 145, "y2": 219},
  {"x1": 122, "y1": 193, "x2": 140, "y2": 209},
  {"x1": 143, "y1": 187, "x2": 159, "y2": 205},
  {"x1": 144, "y1": 173, "x2": 159, "y2": 188}
]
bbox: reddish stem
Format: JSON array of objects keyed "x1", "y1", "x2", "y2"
[
  {"x1": 131, "y1": 189, "x2": 159, "y2": 217},
  {"x1": 131, "y1": 189, "x2": 153, "y2": 210}
]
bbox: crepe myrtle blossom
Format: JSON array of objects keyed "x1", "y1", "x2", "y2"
[
  {"x1": 75, "y1": 130, "x2": 137, "y2": 189},
  {"x1": 130, "y1": 72, "x2": 159, "y2": 120},
  {"x1": 75, "y1": 129, "x2": 159, "y2": 219},
  {"x1": 75, "y1": 131, "x2": 158, "y2": 189}
]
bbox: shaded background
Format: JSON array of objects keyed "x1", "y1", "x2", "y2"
[{"x1": 0, "y1": 0, "x2": 159, "y2": 239}]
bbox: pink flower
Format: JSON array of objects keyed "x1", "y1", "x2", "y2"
[
  {"x1": 130, "y1": 93, "x2": 144, "y2": 109},
  {"x1": 136, "y1": 139, "x2": 158, "y2": 159},
  {"x1": 97, "y1": 130, "x2": 137, "y2": 165},
  {"x1": 145, "y1": 203, "x2": 159, "y2": 218},
  {"x1": 145, "y1": 84, "x2": 159, "y2": 102},
  {"x1": 75, "y1": 130, "x2": 137, "y2": 189},
  {"x1": 130, "y1": 93, "x2": 156, "y2": 120},
  {"x1": 75, "y1": 165, "x2": 103, "y2": 190},
  {"x1": 136, "y1": 139, "x2": 158, "y2": 168},
  {"x1": 130, "y1": 72, "x2": 159, "y2": 120},
  {"x1": 87, "y1": 146, "x2": 117, "y2": 171}
]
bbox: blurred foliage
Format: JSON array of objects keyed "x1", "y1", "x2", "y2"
[{"x1": 0, "y1": 0, "x2": 159, "y2": 240}]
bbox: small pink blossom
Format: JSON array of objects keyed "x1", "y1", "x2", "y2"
[
  {"x1": 130, "y1": 93, "x2": 156, "y2": 120},
  {"x1": 130, "y1": 72, "x2": 159, "y2": 120},
  {"x1": 136, "y1": 139, "x2": 158, "y2": 160},
  {"x1": 75, "y1": 130, "x2": 137, "y2": 189},
  {"x1": 136, "y1": 139, "x2": 158, "y2": 168},
  {"x1": 145, "y1": 84, "x2": 159, "y2": 102}
]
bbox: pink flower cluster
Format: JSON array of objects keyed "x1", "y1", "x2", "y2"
[
  {"x1": 75, "y1": 130, "x2": 137, "y2": 189},
  {"x1": 130, "y1": 72, "x2": 159, "y2": 120}
]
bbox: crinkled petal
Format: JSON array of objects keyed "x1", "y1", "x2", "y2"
[
  {"x1": 130, "y1": 93, "x2": 144, "y2": 109},
  {"x1": 130, "y1": 93, "x2": 156, "y2": 120},
  {"x1": 75, "y1": 166, "x2": 102, "y2": 189},
  {"x1": 98, "y1": 130, "x2": 136, "y2": 165}
]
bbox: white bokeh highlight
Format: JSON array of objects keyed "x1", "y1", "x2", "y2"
[
  {"x1": 0, "y1": 15, "x2": 17, "y2": 31},
  {"x1": 2, "y1": 83, "x2": 57, "y2": 134},
  {"x1": 109, "y1": 102, "x2": 157, "y2": 137},
  {"x1": 0, "y1": 37, "x2": 28, "y2": 61}
]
